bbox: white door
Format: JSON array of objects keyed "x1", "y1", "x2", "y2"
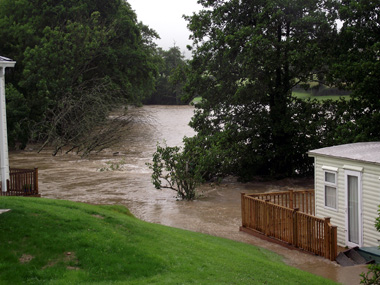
[{"x1": 345, "y1": 170, "x2": 362, "y2": 247}]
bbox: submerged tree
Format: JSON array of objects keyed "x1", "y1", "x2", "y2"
[
  {"x1": 182, "y1": 0, "x2": 338, "y2": 178},
  {"x1": 148, "y1": 143, "x2": 202, "y2": 200}
]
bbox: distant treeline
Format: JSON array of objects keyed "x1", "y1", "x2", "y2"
[{"x1": 143, "y1": 46, "x2": 188, "y2": 105}]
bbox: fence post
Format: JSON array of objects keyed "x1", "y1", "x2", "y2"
[
  {"x1": 324, "y1": 217, "x2": 331, "y2": 259},
  {"x1": 241, "y1": 193, "x2": 246, "y2": 227},
  {"x1": 293, "y1": 208, "x2": 299, "y2": 246},
  {"x1": 330, "y1": 225, "x2": 338, "y2": 261},
  {"x1": 34, "y1": 168, "x2": 38, "y2": 195},
  {"x1": 264, "y1": 200, "x2": 270, "y2": 236},
  {"x1": 6, "y1": 179, "x2": 9, "y2": 194},
  {"x1": 289, "y1": 190, "x2": 294, "y2": 209},
  {"x1": 310, "y1": 190, "x2": 315, "y2": 216}
]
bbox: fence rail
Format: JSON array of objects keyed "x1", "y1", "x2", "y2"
[
  {"x1": 0, "y1": 168, "x2": 40, "y2": 197},
  {"x1": 247, "y1": 190, "x2": 315, "y2": 215},
  {"x1": 241, "y1": 192, "x2": 337, "y2": 261}
]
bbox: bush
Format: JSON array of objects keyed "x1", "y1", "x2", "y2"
[
  {"x1": 360, "y1": 264, "x2": 380, "y2": 284},
  {"x1": 360, "y1": 206, "x2": 380, "y2": 284},
  {"x1": 147, "y1": 142, "x2": 202, "y2": 200}
]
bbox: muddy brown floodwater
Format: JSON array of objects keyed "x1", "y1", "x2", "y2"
[{"x1": 9, "y1": 105, "x2": 368, "y2": 284}]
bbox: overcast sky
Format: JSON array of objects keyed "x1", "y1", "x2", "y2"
[{"x1": 127, "y1": 0, "x2": 203, "y2": 58}]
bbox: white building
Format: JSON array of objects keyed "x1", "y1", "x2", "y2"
[
  {"x1": 0, "y1": 56, "x2": 16, "y2": 192},
  {"x1": 308, "y1": 142, "x2": 380, "y2": 248}
]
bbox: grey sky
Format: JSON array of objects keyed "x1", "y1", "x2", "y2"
[{"x1": 127, "y1": 0, "x2": 202, "y2": 58}]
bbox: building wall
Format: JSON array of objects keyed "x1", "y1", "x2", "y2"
[{"x1": 313, "y1": 155, "x2": 380, "y2": 247}]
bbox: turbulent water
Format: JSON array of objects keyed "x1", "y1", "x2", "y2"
[{"x1": 9, "y1": 105, "x2": 367, "y2": 284}]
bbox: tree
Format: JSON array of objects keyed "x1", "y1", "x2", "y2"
[
  {"x1": 144, "y1": 46, "x2": 188, "y2": 105},
  {"x1": 331, "y1": 0, "x2": 380, "y2": 143},
  {"x1": 0, "y1": 0, "x2": 159, "y2": 153},
  {"x1": 183, "y1": 0, "x2": 338, "y2": 179},
  {"x1": 5, "y1": 84, "x2": 30, "y2": 148},
  {"x1": 148, "y1": 142, "x2": 202, "y2": 200}
]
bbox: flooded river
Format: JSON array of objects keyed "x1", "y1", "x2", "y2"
[{"x1": 9, "y1": 105, "x2": 367, "y2": 284}]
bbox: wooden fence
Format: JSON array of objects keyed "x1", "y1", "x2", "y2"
[
  {"x1": 0, "y1": 168, "x2": 40, "y2": 197},
  {"x1": 241, "y1": 192, "x2": 337, "y2": 261},
  {"x1": 248, "y1": 190, "x2": 315, "y2": 215}
]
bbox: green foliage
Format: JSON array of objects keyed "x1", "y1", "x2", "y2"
[
  {"x1": 181, "y1": 97, "x2": 353, "y2": 181},
  {"x1": 0, "y1": 0, "x2": 158, "y2": 151},
  {"x1": 147, "y1": 142, "x2": 203, "y2": 200},
  {"x1": 376, "y1": 206, "x2": 380, "y2": 233},
  {"x1": 360, "y1": 264, "x2": 380, "y2": 285},
  {"x1": 330, "y1": 0, "x2": 380, "y2": 142},
  {"x1": 144, "y1": 46, "x2": 188, "y2": 105},
  {"x1": 360, "y1": 206, "x2": 380, "y2": 284},
  {"x1": 183, "y1": 0, "x2": 339, "y2": 179},
  {"x1": 5, "y1": 84, "x2": 30, "y2": 148},
  {"x1": 174, "y1": 0, "x2": 380, "y2": 182},
  {"x1": 0, "y1": 197, "x2": 335, "y2": 284}
]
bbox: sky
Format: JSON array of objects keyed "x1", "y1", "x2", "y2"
[{"x1": 127, "y1": 0, "x2": 203, "y2": 58}]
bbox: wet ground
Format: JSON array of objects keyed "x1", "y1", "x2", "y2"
[{"x1": 9, "y1": 105, "x2": 368, "y2": 284}]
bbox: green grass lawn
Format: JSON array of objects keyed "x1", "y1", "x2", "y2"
[
  {"x1": 191, "y1": 92, "x2": 349, "y2": 105},
  {"x1": 292, "y1": 91, "x2": 350, "y2": 101},
  {"x1": 0, "y1": 197, "x2": 336, "y2": 284},
  {"x1": 190, "y1": 96, "x2": 202, "y2": 105}
]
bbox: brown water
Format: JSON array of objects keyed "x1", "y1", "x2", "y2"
[{"x1": 9, "y1": 105, "x2": 367, "y2": 284}]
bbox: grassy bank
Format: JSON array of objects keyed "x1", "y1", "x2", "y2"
[
  {"x1": 0, "y1": 198, "x2": 335, "y2": 284},
  {"x1": 191, "y1": 92, "x2": 349, "y2": 105},
  {"x1": 292, "y1": 91, "x2": 350, "y2": 101},
  {"x1": 190, "y1": 96, "x2": 202, "y2": 105}
]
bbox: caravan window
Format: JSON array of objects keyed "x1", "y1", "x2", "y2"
[{"x1": 324, "y1": 171, "x2": 337, "y2": 209}]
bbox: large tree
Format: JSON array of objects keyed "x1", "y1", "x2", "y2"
[
  {"x1": 0, "y1": 0, "x2": 158, "y2": 152},
  {"x1": 183, "y1": 0, "x2": 338, "y2": 178},
  {"x1": 331, "y1": 0, "x2": 380, "y2": 142}
]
